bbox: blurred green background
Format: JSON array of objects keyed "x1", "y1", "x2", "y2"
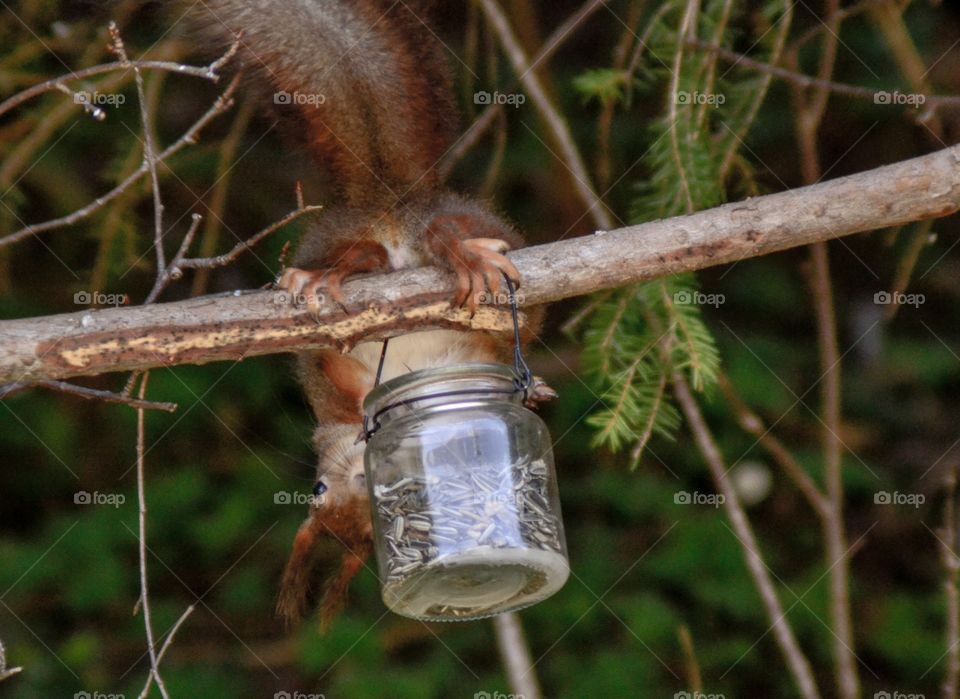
[{"x1": 2, "y1": 1, "x2": 960, "y2": 697}]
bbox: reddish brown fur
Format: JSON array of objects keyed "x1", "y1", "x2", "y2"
[
  {"x1": 277, "y1": 496, "x2": 373, "y2": 625},
  {"x1": 186, "y1": 0, "x2": 544, "y2": 630}
]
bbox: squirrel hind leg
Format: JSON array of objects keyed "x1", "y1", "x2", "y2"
[{"x1": 278, "y1": 239, "x2": 390, "y2": 309}]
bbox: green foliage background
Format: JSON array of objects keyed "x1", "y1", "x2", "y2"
[{"x1": 2, "y1": 1, "x2": 960, "y2": 697}]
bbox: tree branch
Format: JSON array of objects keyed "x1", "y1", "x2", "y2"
[
  {"x1": 0, "y1": 144, "x2": 958, "y2": 384},
  {"x1": 0, "y1": 635, "x2": 21, "y2": 683},
  {"x1": 493, "y1": 612, "x2": 542, "y2": 699},
  {"x1": 941, "y1": 466, "x2": 960, "y2": 699},
  {"x1": 673, "y1": 372, "x2": 822, "y2": 699}
]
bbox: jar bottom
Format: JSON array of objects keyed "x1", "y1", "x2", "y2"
[{"x1": 382, "y1": 547, "x2": 569, "y2": 621}]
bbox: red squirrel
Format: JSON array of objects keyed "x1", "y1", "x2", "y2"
[{"x1": 192, "y1": 0, "x2": 551, "y2": 627}]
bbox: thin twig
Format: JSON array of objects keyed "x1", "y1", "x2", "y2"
[
  {"x1": 441, "y1": 0, "x2": 609, "y2": 180},
  {"x1": 673, "y1": 373, "x2": 822, "y2": 699},
  {"x1": 178, "y1": 204, "x2": 324, "y2": 270},
  {"x1": 0, "y1": 58, "x2": 227, "y2": 120},
  {"x1": 493, "y1": 613, "x2": 542, "y2": 699},
  {"x1": 788, "y1": 2, "x2": 861, "y2": 694},
  {"x1": 133, "y1": 373, "x2": 169, "y2": 699},
  {"x1": 0, "y1": 636, "x2": 22, "y2": 683},
  {"x1": 941, "y1": 465, "x2": 960, "y2": 699},
  {"x1": 715, "y1": 0, "x2": 794, "y2": 179},
  {"x1": 144, "y1": 214, "x2": 204, "y2": 304},
  {"x1": 667, "y1": 0, "x2": 700, "y2": 215},
  {"x1": 688, "y1": 40, "x2": 960, "y2": 110},
  {"x1": 139, "y1": 605, "x2": 197, "y2": 699},
  {"x1": 0, "y1": 379, "x2": 177, "y2": 411},
  {"x1": 190, "y1": 97, "x2": 258, "y2": 295},
  {"x1": 694, "y1": 0, "x2": 735, "y2": 132},
  {"x1": 109, "y1": 23, "x2": 166, "y2": 275},
  {"x1": 596, "y1": 0, "x2": 645, "y2": 192},
  {"x1": 791, "y1": 0, "x2": 888, "y2": 53},
  {"x1": 0, "y1": 74, "x2": 242, "y2": 248},
  {"x1": 478, "y1": 0, "x2": 615, "y2": 230},
  {"x1": 559, "y1": 289, "x2": 613, "y2": 336},
  {"x1": 885, "y1": 219, "x2": 933, "y2": 323},
  {"x1": 718, "y1": 374, "x2": 830, "y2": 519},
  {"x1": 868, "y1": 0, "x2": 945, "y2": 137},
  {"x1": 145, "y1": 201, "x2": 323, "y2": 303},
  {"x1": 677, "y1": 625, "x2": 702, "y2": 693}
]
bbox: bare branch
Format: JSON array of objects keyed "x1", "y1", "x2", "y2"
[
  {"x1": 0, "y1": 143, "x2": 958, "y2": 384},
  {"x1": 718, "y1": 374, "x2": 829, "y2": 519},
  {"x1": 0, "y1": 59, "x2": 225, "y2": 121},
  {"x1": 0, "y1": 74, "x2": 242, "y2": 249},
  {"x1": 0, "y1": 379, "x2": 176, "y2": 412},
  {"x1": 136, "y1": 605, "x2": 197, "y2": 698},
  {"x1": 941, "y1": 466, "x2": 960, "y2": 699},
  {"x1": 688, "y1": 40, "x2": 960, "y2": 111},
  {"x1": 177, "y1": 204, "x2": 324, "y2": 271},
  {"x1": 789, "y1": 4, "x2": 861, "y2": 693},
  {"x1": 677, "y1": 625, "x2": 703, "y2": 693},
  {"x1": 493, "y1": 613, "x2": 542, "y2": 699},
  {"x1": 108, "y1": 23, "x2": 167, "y2": 277},
  {"x1": 132, "y1": 373, "x2": 169, "y2": 699},
  {"x1": 478, "y1": 0, "x2": 615, "y2": 230},
  {"x1": 885, "y1": 219, "x2": 933, "y2": 323},
  {"x1": 0, "y1": 635, "x2": 22, "y2": 683},
  {"x1": 440, "y1": 0, "x2": 609, "y2": 180},
  {"x1": 673, "y1": 373, "x2": 822, "y2": 699}
]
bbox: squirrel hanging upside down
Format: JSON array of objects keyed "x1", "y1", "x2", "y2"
[{"x1": 192, "y1": 0, "x2": 553, "y2": 628}]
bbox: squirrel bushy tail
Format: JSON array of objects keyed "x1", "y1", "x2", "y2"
[{"x1": 193, "y1": 0, "x2": 458, "y2": 206}]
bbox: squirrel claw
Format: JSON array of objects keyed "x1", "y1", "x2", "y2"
[
  {"x1": 278, "y1": 266, "x2": 347, "y2": 314},
  {"x1": 450, "y1": 237, "x2": 520, "y2": 314}
]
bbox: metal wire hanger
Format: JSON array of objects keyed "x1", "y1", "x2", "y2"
[{"x1": 359, "y1": 273, "x2": 532, "y2": 443}]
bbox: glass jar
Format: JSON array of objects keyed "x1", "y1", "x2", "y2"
[{"x1": 363, "y1": 363, "x2": 569, "y2": 621}]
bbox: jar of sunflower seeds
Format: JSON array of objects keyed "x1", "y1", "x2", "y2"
[{"x1": 362, "y1": 363, "x2": 569, "y2": 621}]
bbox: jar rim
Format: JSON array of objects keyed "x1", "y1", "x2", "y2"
[{"x1": 362, "y1": 362, "x2": 518, "y2": 417}]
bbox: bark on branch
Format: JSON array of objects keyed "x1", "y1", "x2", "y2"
[{"x1": 1, "y1": 144, "x2": 959, "y2": 385}]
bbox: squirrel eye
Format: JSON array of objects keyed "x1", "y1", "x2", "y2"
[{"x1": 313, "y1": 480, "x2": 328, "y2": 497}]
